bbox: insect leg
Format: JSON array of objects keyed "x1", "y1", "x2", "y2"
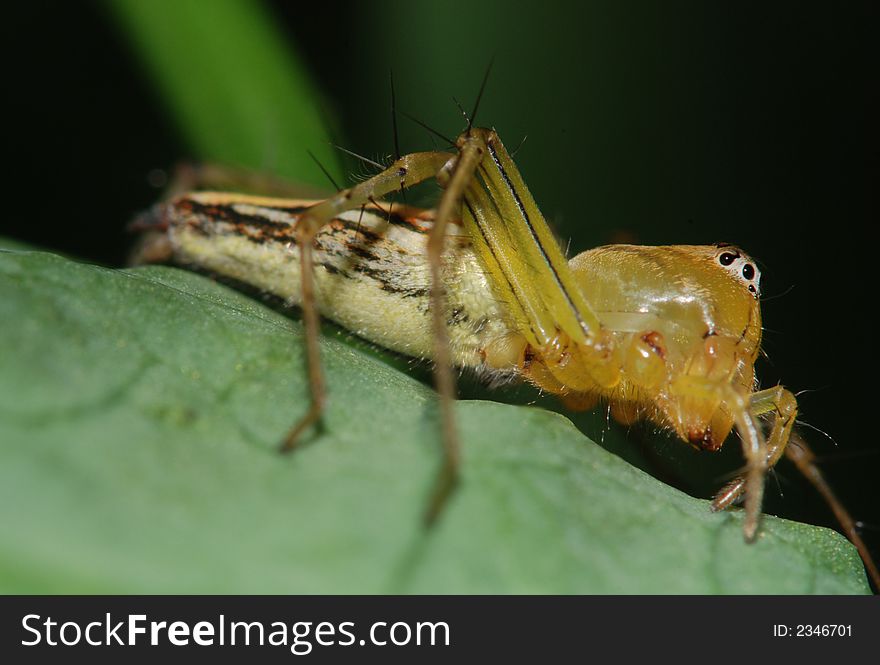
[{"x1": 279, "y1": 151, "x2": 453, "y2": 454}]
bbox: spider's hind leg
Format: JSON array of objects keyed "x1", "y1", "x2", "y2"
[
  {"x1": 712, "y1": 386, "x2": 880, "y2": 588},
  {"x1": 278, "y1": 151, "x2": 453, "y2": 455}
]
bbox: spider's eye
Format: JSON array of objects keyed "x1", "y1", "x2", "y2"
[
  {"x1": 719, "y1": 252, "x2": 736, "y2": 266},
  {"x1": 742, "y1": 263, "x2": 755, "y2": 280}
]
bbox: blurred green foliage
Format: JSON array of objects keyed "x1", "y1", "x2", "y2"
[{"x1": 106, "y1": 0, "x2": 342, "y2": 185}]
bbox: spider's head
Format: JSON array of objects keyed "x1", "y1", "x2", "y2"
[{"x1": 564, "y1": 243, "x2": 766, "y2": 451}]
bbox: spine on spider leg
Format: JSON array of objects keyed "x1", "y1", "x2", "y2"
[{"x1": 146, "y1": 191, "x2": 516, "y2": 373}]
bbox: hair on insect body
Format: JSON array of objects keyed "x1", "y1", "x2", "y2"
[{"x1": 136, "y1": 78, "x2": 880, "y2": 590}]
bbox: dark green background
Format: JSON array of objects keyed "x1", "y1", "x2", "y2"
[{"x1": 5, "y1": 1, "x2": 877, "y2": 580}]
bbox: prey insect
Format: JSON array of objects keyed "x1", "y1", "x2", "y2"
[{"x1": 140, "y1": 107, "x2": 879, "y2": 589}]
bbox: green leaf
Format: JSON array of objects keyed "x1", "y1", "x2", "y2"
[
  {"x1": 103, "y1": 0, "x2": 342, "y2": 186},
  {"x1": 0, "y1": 248, "x2": 869, "y2": 593}
]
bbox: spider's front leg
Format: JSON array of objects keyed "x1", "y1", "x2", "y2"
[
  {"x1": 711, "y1": 386, "x2": 797, "y2": 515},
  {"x1": 785, "y1": 431, "x2": 880, "y2": 588},
  {"x1": 710, "y1": 386, "x2": 796, "y2": 541},
  {"x1": 712, "y1": 387, "x2": 880, "y2": 587}
]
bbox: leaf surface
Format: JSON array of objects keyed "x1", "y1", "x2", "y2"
[{"x1": 0, "y1": 248, "x2": 868, "y2": 593}]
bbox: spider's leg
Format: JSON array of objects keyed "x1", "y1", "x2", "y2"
[
  {"x1": 785, "y1": 432, "x2": 880, "y2": 589},
  {"x1": 422, "y1": 139, "x2": 486, "y2": 525},
  {"x1": 712, "y1": 386, "x2": 879, "y2": 587},
  {"x1": 279, "y1": 151, "x2": 453, "y2": 453}
]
